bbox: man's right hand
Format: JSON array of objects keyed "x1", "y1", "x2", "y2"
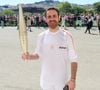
[
  {"x1": 21, "y1": 52, "x2": 39, "y2": 60},
  {"x1": 22, "y1": 52, "x2": 30, "y2": 60}
]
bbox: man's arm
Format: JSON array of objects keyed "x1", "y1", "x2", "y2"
[
  {"x1": 67, "y1": 62, "x2": 78, "y2": 90},
  {"x1": 65, "y1": 31, "x2": 78, "y2": 90},
  {"x1": 22, "y1": 52, "x2": 39, "y2": 60},
  {"x1": 66, "y1": 62, "x2": 78, "y2": 90},
  {"x1": 71, "y1": 62, "x2": 78, "y2": 81}
]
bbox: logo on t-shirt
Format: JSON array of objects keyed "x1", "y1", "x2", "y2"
[{"x1": 59, "y1": 46, "x2": 67, "y2": 49}]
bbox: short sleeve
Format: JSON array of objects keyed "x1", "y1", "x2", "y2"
[{"x1": 66, "y1": 32, "x2": 78, "y2": 62}]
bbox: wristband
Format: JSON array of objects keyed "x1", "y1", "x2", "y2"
[{"x1": 70, "y1": 78, "x2": 76, "y2": 82}]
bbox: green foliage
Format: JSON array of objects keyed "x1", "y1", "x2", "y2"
[
  {"x1": 85, "y1": 9, "x2": 94, "y2": 15},
  {"x1": 93, "y1": 2, "x2": 100, "y2": 13},
  {"x1": 56, "y1": 2, "x2": 87, "y2": 15},
  {"x1": 56, "y1": 2, "x2": 71, "y2": 14},
  {"x1": 2, "y1": 9, "x2": 14, "y2": 15},
  {"x1": 71, "y1": 6, "x2": 86, "y2": 15}
]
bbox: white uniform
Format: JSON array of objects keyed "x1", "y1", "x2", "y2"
[{"x1": 35, "y1": 29, "x2": 77, "y2": 90}]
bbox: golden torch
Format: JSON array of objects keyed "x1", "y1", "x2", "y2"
[{"x1": 18, "y1": 4, "x2": 28, "y2": 53}]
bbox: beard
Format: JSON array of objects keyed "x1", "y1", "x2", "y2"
[{"x1": 47, "y1": 20, "x2": 59, "y2": 29}]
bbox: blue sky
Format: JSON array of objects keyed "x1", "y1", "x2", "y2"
[{"x1": 0, "y1": 0, "x2": 100, "y2": 5}]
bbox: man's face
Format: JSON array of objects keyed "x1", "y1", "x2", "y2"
[{"x1": 46, "y1": 10, "x2": 60, "y2": 29}]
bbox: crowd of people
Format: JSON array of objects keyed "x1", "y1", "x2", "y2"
[{"x1": 0, "y1": 13, "x2": 100, "y2": 34}]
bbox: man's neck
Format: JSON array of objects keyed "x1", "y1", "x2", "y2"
[{"x1": 49, "y1": 26, "x2": 59, "y2": 32}]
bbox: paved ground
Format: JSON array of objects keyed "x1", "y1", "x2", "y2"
[{"x1": 0, "y1": 27, "x2": 100, "y2": 90}]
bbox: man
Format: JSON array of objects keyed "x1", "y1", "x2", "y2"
[
  {"x1": 22, "y1": 7, "x2": 78, "y2": 90},
  {"x1": 61, "y1": 15, "x2": 66, "y2": 29},
  {"x1": 0, "y1": 16, "x2": 5, "y2": 28},
  {"x1": 85, "y1": 15, "x2": 93, "y2": 34},
  {"x1": 27, "y1": 17, "x2": 32, "y2": 32},
  {"x1": 97, "y1": 14, "x2": 100, "y2": 35}
]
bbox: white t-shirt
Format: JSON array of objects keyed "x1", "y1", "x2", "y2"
[{"x1": 35, "y1": 29, "x2": 77, "y2": 89}]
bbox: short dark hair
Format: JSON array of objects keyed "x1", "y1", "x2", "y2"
[{"x1": 45, "y1": 7, "x2": 60, "y2": 17}]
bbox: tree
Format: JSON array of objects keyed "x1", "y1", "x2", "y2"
[
  {"x1": 93, "y1": 2, "x2": 100, "y2": 14},
  {"x1": 71, "y1": 6, "x2": 86, "y2": 15},
  {"x1": 56, "y1": 2, "x2": 71, "y2": 14},
  {"x1": 2, "y1": 9, "x2": 14, "y2": 16},
  {"x1": 85, "y1": 9, "x2": 94, "y2": 15}
]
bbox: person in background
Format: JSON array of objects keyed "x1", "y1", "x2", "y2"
[
  {"x1": 97, "y1": 14, "x2": 100, "y2": 35},
  {"x1": 85, "y1": 15, "x2": 93, "y2": 34},
  {"x1": 27, "y1": 17, "x2": 32, "y2": 32}
]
